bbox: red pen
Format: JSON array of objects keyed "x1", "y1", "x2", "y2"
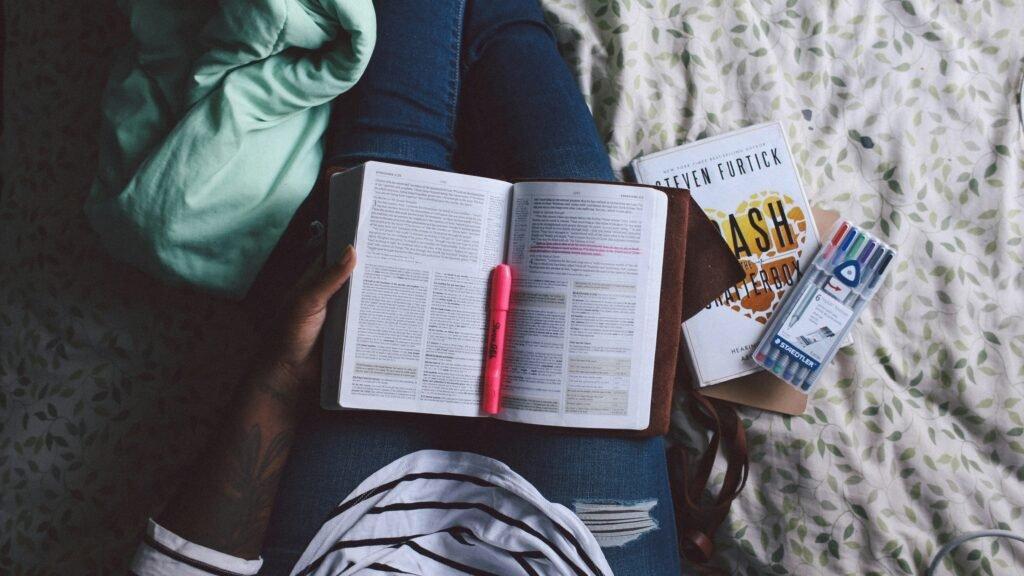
[
  {"x1": 482, "y1": 264, "x2": 512, "y2": 414},
  {"x1": 823, "y1": 221, "x2": 850, "y2": 262}
]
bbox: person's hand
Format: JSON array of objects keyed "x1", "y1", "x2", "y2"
[{"x1": 253, "y1": 246, "x2": 356, "y2": 410}]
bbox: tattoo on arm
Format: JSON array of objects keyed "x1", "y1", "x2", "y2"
[
  {"x1": 254, "y1": 377, "x2": 303, "y2": 413},
  {"x1": 159, "y1": 396, "x2": 299, "y2": 559},
  {"x1": 184, "y1": 424, "x2": 294, "y2": 555}
]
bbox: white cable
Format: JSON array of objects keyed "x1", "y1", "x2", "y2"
[{"x1": 926, "y1": 530, "x2": 1024, "y2": 576}]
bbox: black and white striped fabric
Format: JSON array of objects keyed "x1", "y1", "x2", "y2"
[
  {"x1": 292, "y1": 450, "x2": 611, "y2": 575},
  {"x1": 131, "y1": 450, "x2": 612, "y2": 576}
]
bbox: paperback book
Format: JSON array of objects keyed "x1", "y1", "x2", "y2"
[{"x1": 631, "y1": 122, "x2": 821, "y2": 387}]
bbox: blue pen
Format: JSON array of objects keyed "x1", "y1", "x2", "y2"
[{"x1": 834, "y1": 226, "x2": 858, "y2": 260}]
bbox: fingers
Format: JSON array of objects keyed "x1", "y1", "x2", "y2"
[{"x1": 298, "y1": 246, "x2": 357, "y2": 313}]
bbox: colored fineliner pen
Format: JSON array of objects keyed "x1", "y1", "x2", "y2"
[
  {"x1": 858, "y1": 241, "x2": 877, "y2": 266},
  {"x1": 847, "y1": 233, "x2": 866, "y2": 261},
  {"x1": 771, "y1": 227, "x2": 859, "y2": 375},
  {"x1": 868, "y1": 250, "x2": 893, "y2": 290},
  {"x1": 754, "y1": 223, "x2": 851, "y2": 368},
  {"x1": 796, "y1": 246, "x2": 887, "y2": 389},
  {"x1": 482, "y1": 264, "x2": 512, "y2": 414}
]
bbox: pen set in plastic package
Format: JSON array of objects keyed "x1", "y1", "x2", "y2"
[{"x1": 753, "y1": 220, "x2": 896, "y2": 393}]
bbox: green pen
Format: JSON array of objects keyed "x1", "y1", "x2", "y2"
[{"x1": 846, "y1": 233, "x2": 867, "y2": 262}]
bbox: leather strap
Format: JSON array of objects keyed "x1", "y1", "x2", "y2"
[{"x1": 669, "y1": 337, "x2": 750, "y2": 570}]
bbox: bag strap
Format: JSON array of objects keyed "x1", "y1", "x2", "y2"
[{"x1": 668, "y1": 339, "x2": 750, "y2": 570}]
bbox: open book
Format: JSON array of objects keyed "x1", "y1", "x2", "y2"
[{"x1": 321, "y1": 162, "x2": 669, "y2": 430}]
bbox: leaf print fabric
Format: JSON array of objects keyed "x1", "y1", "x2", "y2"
[
  {"x1": 2, "y1": 0, "x2": 1023, "y2": 574},
  {"x1": 542, "y1": 0, "x2": 1024, "y2": 573}
]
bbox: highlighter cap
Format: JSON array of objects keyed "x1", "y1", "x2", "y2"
[{"x1": 490, "y1": 264, "x2": 513, "y2": 310}]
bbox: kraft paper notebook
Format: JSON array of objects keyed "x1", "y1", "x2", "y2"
[{"x1": 320, "y1": 161, "x2": 743, "y2": 436}]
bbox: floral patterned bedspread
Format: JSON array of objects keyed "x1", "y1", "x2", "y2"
[
  {"x1": 2, "y1": 0, "x2": 1022, "y2": 574},
  {"x1": 542, "y1": 0, "x2": 1024, "y2": 573}
]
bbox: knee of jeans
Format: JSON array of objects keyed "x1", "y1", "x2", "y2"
[
  {"x1": 572, "y1": 499, "x2": 660, "y2": 548},
  {"x1": 462, "y1": 0, "x2": 554, "y2": 65}
]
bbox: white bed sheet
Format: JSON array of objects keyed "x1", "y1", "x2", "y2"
[{"x1": 540, "y1": 0, "x2": 1024, "y2": 572}]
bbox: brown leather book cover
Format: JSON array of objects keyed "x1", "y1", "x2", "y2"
[{"x1": 632, "y1": 188, "x2": 744, "y2": 436}]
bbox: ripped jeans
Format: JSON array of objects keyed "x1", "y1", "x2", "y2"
[
  {"x1": 258, "y1": 0, "x2": 680, "y2": 573},
  {"x1": 260, "y1": 412, "x2": 681, "y2": 575}
]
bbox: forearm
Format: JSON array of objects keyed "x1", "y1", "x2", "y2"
[
  {"x1": 152, "y1": 247, "x2": 355, "y2": 562},
  {"x1": 157, "y1": 366, "x2": 304, "y2": 559}
]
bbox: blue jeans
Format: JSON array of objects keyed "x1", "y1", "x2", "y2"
[
  {"x1": 322, "y1": 0, "x2": 614, "y2": 181},
  {"x1": 260, "y1": 413, "x2": 681, "y2": 575},
  {"x1": 259, "y1": 1, "x2": 680, "y2": 574}
]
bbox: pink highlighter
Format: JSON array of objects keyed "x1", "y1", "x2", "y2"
[{"x1": 482, "y1": 264, "x2": 512, "y2": 414}]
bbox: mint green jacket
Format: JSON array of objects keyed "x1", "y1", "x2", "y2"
[{"x1": 86, "y1": 0, "x2": 376, "y2": 297}]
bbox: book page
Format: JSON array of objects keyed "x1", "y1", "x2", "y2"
[
  {"x1": 336, "y1": 162, "x2": 512, "y2": 417},
  {"x1": 501, "y1": 182, "x2": 667, "y2": 430}
]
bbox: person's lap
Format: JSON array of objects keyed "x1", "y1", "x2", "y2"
[
  {"x1": 467, "y1": 420, "x2": 682, "y2": 574},
  {"x1": 258, "y1": 0, "x2": 679, "y2": 573},
  {"x1": 260, "y1": 413, "x2": 680, "y2": 575},
  {"x1": 258, "y1": 412, "x2": 456, "y2": 575}
]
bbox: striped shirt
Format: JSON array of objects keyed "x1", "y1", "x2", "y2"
[{"x1": 132, "y1": 450, "x2": 612, "y2": 575}]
